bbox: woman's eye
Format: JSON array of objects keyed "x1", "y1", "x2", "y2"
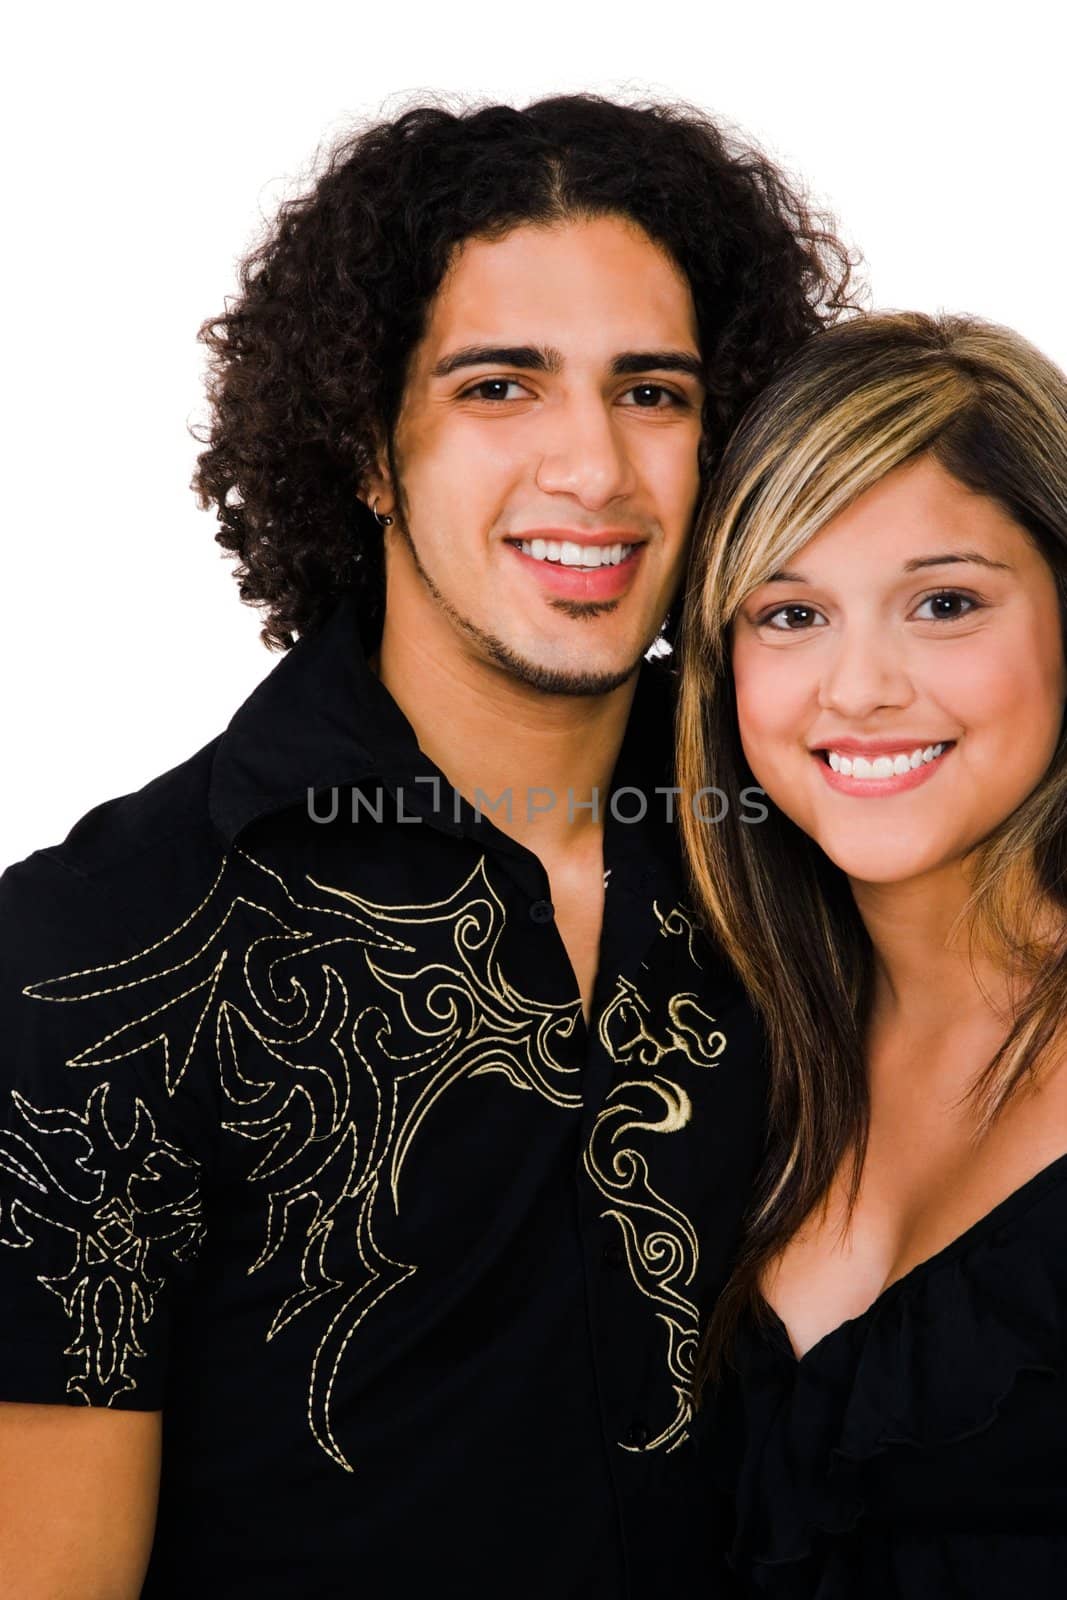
[
  {"x1": 461, "y1": 379, "x2": 527, "y2": 402},
  {"x1": 912, "y1": 590, "x2": 979, "y2": 621},
  {"x1": 620, "y1": 384, "x2": 683, "y2": 408},
  {"x1": 759, "y1": 604, "x2": 826, "y2": 631}
]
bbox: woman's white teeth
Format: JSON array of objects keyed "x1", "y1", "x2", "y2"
[
  {"x1": 827, "y1": 743, "x2": 946, "y2": 778},
  {"x1": 519, "y1": 539, "x2": 631, "y2": 567}
]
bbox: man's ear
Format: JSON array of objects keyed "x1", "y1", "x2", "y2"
[{"x1": 361, "y1": 437, "x2": 396, "y2": 523}]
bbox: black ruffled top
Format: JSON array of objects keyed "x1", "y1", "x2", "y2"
[{"x1": 704, "y1": 1152, "x2": 1067, "y2": 1597}]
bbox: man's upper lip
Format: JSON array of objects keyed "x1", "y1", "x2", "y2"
[
  {"x1": 507, "y1": 528, "x2": 647, "y2": 547},
  {"x1": 810, "y1": 736, "x2": 955, "y2": 755}
]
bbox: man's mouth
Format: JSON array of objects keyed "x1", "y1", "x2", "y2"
[{"x1": 508, "y1": 538, "x2": 642, "y2": 570}]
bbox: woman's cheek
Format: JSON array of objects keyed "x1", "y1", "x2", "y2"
[{"x1": 736, "y1": 677, "x2": 813, "y2": 814}]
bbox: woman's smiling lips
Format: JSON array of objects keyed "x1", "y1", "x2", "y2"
[
  {"x1": 505, "y1": 529, "x2": 647, "y2": 600},
  {"x1": 812, "y1": 737, "x2": 957, "y2": 796}
]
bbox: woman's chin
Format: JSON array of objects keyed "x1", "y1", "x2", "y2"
[{"x1": 813, "y1": 833, "x2": 954, "y2": 889}]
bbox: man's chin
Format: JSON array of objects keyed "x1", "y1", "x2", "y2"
[
  {"x1": 477, "y1": 630, "x2": 654, "y2": 698},
  {"x1": 498, "y1": 656, "x2": 640, "y2": 697}
]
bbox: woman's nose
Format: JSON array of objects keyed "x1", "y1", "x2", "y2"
[{"x1": 816, "y1": 628, "x2": 915, "y2": 719}]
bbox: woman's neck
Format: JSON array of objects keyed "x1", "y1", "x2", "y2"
[{"x1": 850, "y1": 863, "x2": 1013, "y2": 1032}]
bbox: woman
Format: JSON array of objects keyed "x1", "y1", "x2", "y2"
[{"x1": 677, "y1": 311, "x2": 1067, "y2": 1596}]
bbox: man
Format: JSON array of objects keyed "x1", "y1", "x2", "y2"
[{"x1": 0, "y1": 97, "x2": 855, "y2": 1597}]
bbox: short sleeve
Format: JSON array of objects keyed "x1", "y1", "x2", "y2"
[{"x1": 0, "y1": 851, "x2": 207, "y2": 1409}]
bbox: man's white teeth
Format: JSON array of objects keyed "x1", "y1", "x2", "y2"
[
  {"x1": 519, "y1": 539, "x2": 632, "y2": 567},
  {"x1": 827, "y1": 743, "x2": 946, "y2": 778}
]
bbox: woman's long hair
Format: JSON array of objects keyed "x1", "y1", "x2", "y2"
[{"x1": 676, "y1": 312, "x2": 1067, "y2": 1380}]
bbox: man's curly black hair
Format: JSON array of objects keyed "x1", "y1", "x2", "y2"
[{"x1": 194, "y1": 94, "x2": 861, "y2": 651}]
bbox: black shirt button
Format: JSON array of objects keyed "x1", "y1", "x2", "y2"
[
  {"x1": 529, "y1": 899, "x2": 555, "y2": 924},
  {"x1": 625, "y1": 1421, "x2": 650, "y2": 1450},
  {"x1": 602, "y1": 1242, "x2": 626, "y2": 1269}
]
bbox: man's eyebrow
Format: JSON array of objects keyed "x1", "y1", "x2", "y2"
[
  {"x1": 430, "y1": 345, "x2": 705, "y2": 381},
  {"x1": 610, "y1": 350, "x2": 704, "y2": 380},
  {"x1": 902, "y1": 550, "x2": 1012, "y2": 573},
  {"x1": 431, "y1": 345, "x2": 561, "y2": 378}
]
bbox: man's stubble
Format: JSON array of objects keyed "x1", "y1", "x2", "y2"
[{"x1": 391, "y1": 515, "x2": 661, "y2": 698}]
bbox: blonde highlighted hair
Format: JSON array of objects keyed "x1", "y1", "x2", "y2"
[{"x1": 676, "y1": 312, "x2": 1067, "y2": 1378}]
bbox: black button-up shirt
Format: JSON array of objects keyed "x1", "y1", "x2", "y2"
[{"x1": 0, "y1": 591, "x2": 765, "y2": 1598}]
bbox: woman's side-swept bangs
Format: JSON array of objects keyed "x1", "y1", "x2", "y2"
[{"x1": 690, "y1": 313, "x2": 1067, "y2": 655}]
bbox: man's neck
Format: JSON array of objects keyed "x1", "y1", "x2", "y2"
[{"x1": 373, "y1": 610, "x2": 639, "y2": 860}]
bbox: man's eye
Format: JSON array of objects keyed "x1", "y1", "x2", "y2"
[
  {"x1": 759, "y1": 604, "x2": 826, "y2": 631},
  {"x1": 460, "y1": 379, "x2": 527, "y2": 401},
  {"x1": 912, "y1": 590, "x2": 979, "y2": 621},
  {"x1": 620, "y1": 384, "x2": 683, "y2": 408}
]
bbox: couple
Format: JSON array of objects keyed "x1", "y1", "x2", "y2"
[{"x1": 0, "y1": 95, "x2": 1064, "y2": 1599}]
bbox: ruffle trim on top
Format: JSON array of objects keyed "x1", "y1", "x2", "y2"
[{"x1": 726, "y1": 1222, "x2": 1063, "y2": 1571}]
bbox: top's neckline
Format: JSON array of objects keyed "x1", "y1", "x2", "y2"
[{"x1": 760, "y1": 1146, "x2": 1067, "y2": 1368}]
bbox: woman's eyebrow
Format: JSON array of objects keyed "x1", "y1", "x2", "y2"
[
  {"x1": 902, "y1": 550, "x2": 1013, "y2": 572},
  {"x1": 760, "y1": 551, "x2": 1014, "y2": 586}
]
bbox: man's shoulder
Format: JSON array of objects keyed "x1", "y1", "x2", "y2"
[
  {"x1": 12, "y1": 736, "x2": 224, "y2": 883},
  {"x1": 1, "y1": 737, "x2": 227, "y2": 981}
]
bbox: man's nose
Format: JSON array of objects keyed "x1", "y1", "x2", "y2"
[
  {"x1": 816, "y1": 626, "x2": 915, "y2": 720},
  {"x1": 533, "y1": 393, "x2": 636, "y2": 509}
]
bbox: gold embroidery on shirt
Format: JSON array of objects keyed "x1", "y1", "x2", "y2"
[
  {"x1": 598, "y1": 976, "x2": 727, "y2": 1071},
  {"x1": 651, "y1": 899, "x2": 704, "y2": 967},
  {"x1": 7, "y1": 849, "x2": 582, "y2": 1468},
  {"x1": 587, "y1": 906, "x2": 727, "y2": 1452},
  {"x1": 0, "y1": 1083, "x2": 203, "y2": 1403},
  {"x1": 6, "y1": 853, "x2": 722, "y2": 1465}
]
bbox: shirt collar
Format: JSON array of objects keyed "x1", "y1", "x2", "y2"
[
  {"x1": 209, "y1": 587, "x2": 680, "y2": 848},
  {"x1": 208, "y1": 589, "x2": 415, "y2": 842}
]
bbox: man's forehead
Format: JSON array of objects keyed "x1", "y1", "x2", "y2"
[{"x1": 419, "y1": 216, "x2": 700, "y2": 360}]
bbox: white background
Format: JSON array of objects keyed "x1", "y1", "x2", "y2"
[{"x1": 2, "y1": 0, "x2": 1063, "y2": 868}]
